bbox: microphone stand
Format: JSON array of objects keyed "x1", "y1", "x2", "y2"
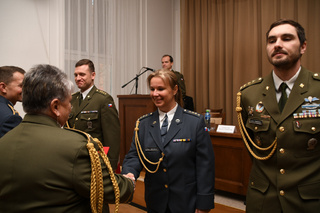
[{"x1": 121, "y1": 68, "x2": 151, "y2": 94}]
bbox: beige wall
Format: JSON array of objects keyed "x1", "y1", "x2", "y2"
[{"x1": 0, "y1": 0, "x2": 180, "y2": 117}]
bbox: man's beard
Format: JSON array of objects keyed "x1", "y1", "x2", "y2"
[{"x1": 268, "y1": 51, "x2": 301, "y2": 69}]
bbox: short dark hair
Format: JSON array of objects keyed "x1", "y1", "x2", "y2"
[
  {"x1": 266, "y1": 19, "x2": 306, "y2": 46},
  {"x1": 0, "y1": 66, "x2": 25, "y2": 84},
  {"x1": 162, "y1": 54, "x2": 174, "y2": 63},
  {"x1": 23, "y1": 64, "x2": 73, "y2": 114},
  {"x1": 75, "y1": 59, "x2": 95, "y2": 73}
]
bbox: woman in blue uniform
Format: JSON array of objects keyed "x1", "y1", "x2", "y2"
[{"x1": 122, "y1": 69, "x2": 215, "y2": 213}]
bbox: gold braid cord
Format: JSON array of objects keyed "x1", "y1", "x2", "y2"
[
  {"x1": 134, "y1": 120, "x2": 165, "y2": 173},
  {"x1": 65, "y1": 127, "x2": 120, "y2": 213},
  {"x1": 236, "y1": 92, "x2": 277, "y2": 160}
]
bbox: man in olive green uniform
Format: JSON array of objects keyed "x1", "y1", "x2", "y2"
[
  {"x1": 237, "y1": 19, "x2": 320, "y2": 213},
  {"x1": 67, "y1": 59, "x2": 120, "y2": 170},
  {"x1": 161, "y1": 54, "x2": 194, "y2": 111},
  {"x1": 0, "y1": 64, "x2": 134, "y2": 212}
]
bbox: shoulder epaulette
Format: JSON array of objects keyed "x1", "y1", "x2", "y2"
[
  {"x1": 96, "y1": 89, "x2": 107, "y2": 96},
  {"x1": 64, "y1": 127, "x2": 90, "y2": 140},
  {"x1": 138, "y1": 112, "x2": 153, "y2": 121},
  {"x1": 7, "y1": 104, "x2": 19, "y2": 116},
  {"x1": 72, "y1": 91, "x2": 80, "y2": 96},
  {"x1": 240, "y1": 77, "x2": 263, "y2": 91},
  {"x1": 183, "y1": 109, "x2": 201, "y2": 117},
  {"x1": 312, "y1": 73, "x2": 320, "y2": 81}
]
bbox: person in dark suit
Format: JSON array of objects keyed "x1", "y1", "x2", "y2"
[
  {"x1": 67, "y1": 59, "x2": 120, "y2": 170},
  {"x1": 0, "y1": 66, "x2": 25, "y2": 137},
  {"x1": 0, "y1": 64, "x2": 134, "y2": 212},
  {"x1": 122, "y1": 69, "x2": 215, "y2": 213},
  {"x1": 161, "y1": 54, "x2": 194, "y2": 111},
  {"x1": 237, "y1": 19, "x2": 320, "y2": 213}
]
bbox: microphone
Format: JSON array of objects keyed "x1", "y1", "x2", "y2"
[{"x1": 143, "y1": 67, "x2": 155, "y2": 72}]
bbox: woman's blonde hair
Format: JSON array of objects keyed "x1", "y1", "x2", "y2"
[{"x1": 147, "y1": 68, "x2": 182, "y2": 106}]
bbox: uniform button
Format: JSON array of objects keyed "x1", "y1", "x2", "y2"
[
  {"x1": 279, "y1": 126, "x2": 285, "y2": 132},
  {"x1": 279, "y1": 148, "x2": 285, "y2": 154},
  {"x1": 255, "y1": 126, "x2": 258, "y2": 130},
  {"x1": 280, "y1": 169, "x2": 285, "y2": 174},
  {"x1": 164, "y1": 184, "x2": 168, "y2": 188},
  {"x1": 76, "y1": 118, "x2": 79, "y2": 121},
  {"x1": 280, "y1": 190, "x2": 285, "y2": 196},
  {"x1": 251, "y1": 181, "x2": 254, "y2": 186},
  {"x1": 311, "y1": 127, "x2": 316, "y2": 131},
  {"x1": 163, "y1": 168, "x2": 167, "y2": 172}
]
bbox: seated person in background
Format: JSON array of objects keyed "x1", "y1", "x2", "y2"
[
  {"x1": 161, "y1": 54, "x2": 194, "y2": 111},
  {"x1": 0, "y1": 66, "x2": 25, "y2": 137},
  {"x1": 0, "y1": 64, "x2": 134, "y2": 213},
  {"x1": 122, "y1": 69, "x2": 215, "y2": 213}
]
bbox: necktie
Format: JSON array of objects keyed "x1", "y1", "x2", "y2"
[
  {"x1": 79, "y1": 93, "x2": 83, "y2": 106},
  {"x1": 278, "y1": 82, "x2": 288, "y2": 112},
  {"x1": 161, "y1": 114, "x2": 168, "y2": 143}
]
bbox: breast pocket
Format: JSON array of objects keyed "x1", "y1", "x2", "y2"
[
  {"x1": 293, "y1": 118, "x2": 320, "y2": 157},
  {"x1": 80, "y1": 111, "x2": 99, "y2": 130},
  {"x1": 246, "y1": 116, "x2": 273, "y2": 147}
]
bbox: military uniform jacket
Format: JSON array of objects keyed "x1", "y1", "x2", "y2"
[
  {"x1": 67, "y1": 85, "x2": 120, "y2": 169},
  {"x1": 0, "y1": 95, "x2": 22, "y2": 138},
  {"x1": 0, "y1": 114, "x2": 133, "y2": 213},
  {"x1": 240, "y1": 67, "x2": 320, "y2": 213},
  {"x1": 122, "y1": 105, "x2": 215, "y2": 213}
]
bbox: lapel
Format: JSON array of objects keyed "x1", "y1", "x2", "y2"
[
  {"x1": 163, "y1": 106, "x2": 183, "y2": 147},
  {"x1": 260, "y1": 74, "x2": 281, "y2": 124},
  {"x1": 147, "y1": 106, "x2": 183, "y2": 149},
  {"x1": 73, "y1": 86, "x2": 97, "y2": 117},
  {"x1": 148, "y1": 111, "x2": 163, "y2": 151},
  {"x1": 261, "y1": 68, "x2": 309, "y2": 125},
  {"x1": 278, "y1": 67, "x2": 309, "y2": 123}
]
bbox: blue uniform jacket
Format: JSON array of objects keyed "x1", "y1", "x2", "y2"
[
  {"x1": 0, "y1": 95, "x2": 22, "y2": 138},
  {"x1": 122, "y1": 105, "x2": 215, "y2": 213}
]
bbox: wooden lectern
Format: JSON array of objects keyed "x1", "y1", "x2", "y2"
[{"x1": 118, "y1": 95, "x2": 156, "y2": 164}]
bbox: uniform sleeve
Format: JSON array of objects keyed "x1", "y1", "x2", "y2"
[
  {"x1": 0, "y1": 115, "x2": 22, "y2": 137},
  {"x1": 195, "y1": 116, "x2": 215, "y2": 210},
  {"x1": 73, "y1": 144, "x2": 134, "y2": 204},
  {"x1": 100, "y1": 95, "x2": 120, "y2": 170},
  {"x1": 121, "y1": 132, "x2": 144, "y2": 180}
]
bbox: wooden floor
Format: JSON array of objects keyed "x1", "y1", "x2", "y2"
[
  {"x1": 109, "y1": 202, "x2": 244, "y2": 213},
  {"x1": 109, "y1": 179, "x2": 244, "y2": 213}
]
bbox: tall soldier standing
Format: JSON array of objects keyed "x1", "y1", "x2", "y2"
[
  {"x1": 237, "y1": 19, "x2": 320, "y2": 213},
  {"x1": 67, "y1": 59, "x2": 120, "y2": 170}
]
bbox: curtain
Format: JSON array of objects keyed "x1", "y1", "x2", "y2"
[
  {"x1": 181, "y1": 0, "x2": 320, "y2": 125},
  {"x1": 64, "y1": 0, "x2": 114, "y2": 94},
  {"x1": 64, "y1": 0, "x2": 154, "y2": 104}
]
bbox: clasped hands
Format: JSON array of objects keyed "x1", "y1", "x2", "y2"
[{"x1": 123, "y1": 172, "x2": 136, "y2": 189}]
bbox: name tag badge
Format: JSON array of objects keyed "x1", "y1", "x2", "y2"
[
  {"x1": 249, "y1": 118, "x2": 263, "y2": 126},
  {"x1": 145, "y1": 147, "x2": 159, "y2": 152}
]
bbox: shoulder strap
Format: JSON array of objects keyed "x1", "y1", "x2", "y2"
[{"x1": 64, "y1": 127, "x2": 120, "y2": 213}]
